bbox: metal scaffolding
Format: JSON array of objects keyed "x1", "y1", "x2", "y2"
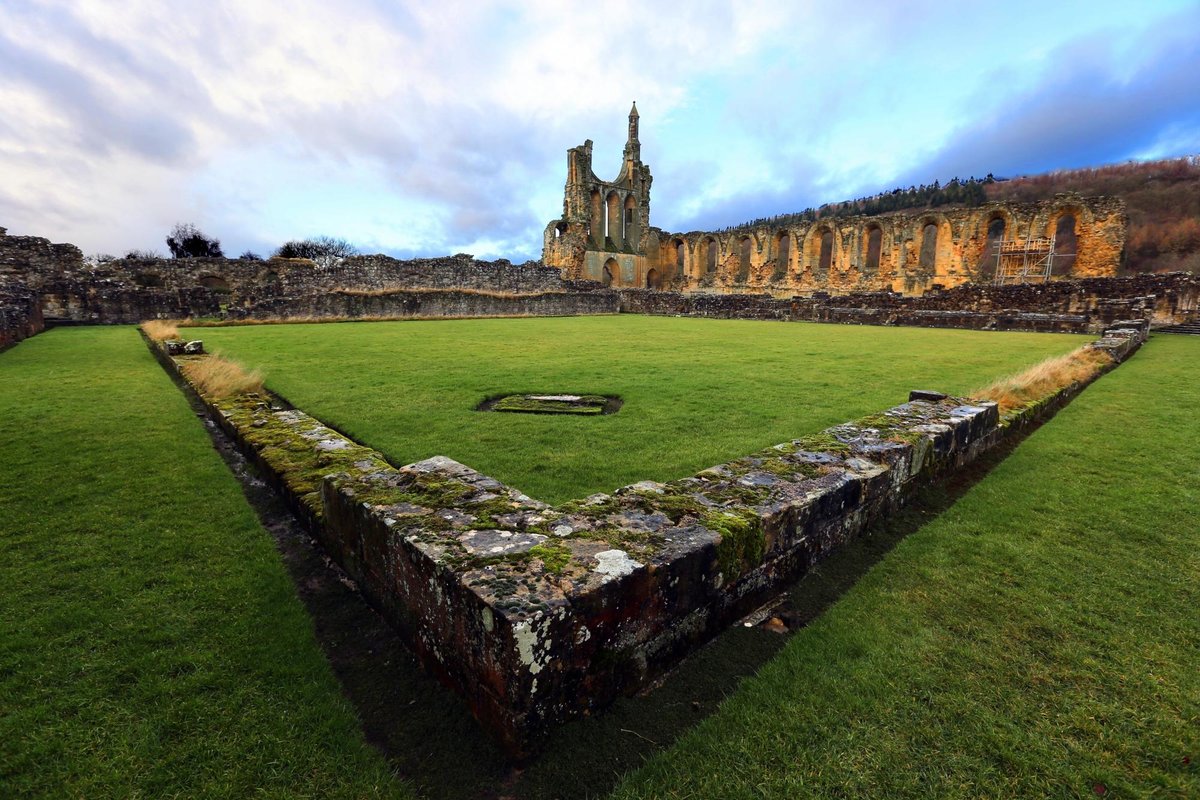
[{"x1": 991, "y1": 235, "x2": 1071, "y2": 286}]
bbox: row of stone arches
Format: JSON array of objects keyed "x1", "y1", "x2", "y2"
[
  {"x1": 599, "y1": 258, "x2": 661, "y2": 289},
  {"x1": 665, "y1": 206, "x2": 1082, "y2": 286},
  {"x1": 669, "y1": 225, "x2": 886, "y2": 281},
  {"x1": 587, "y1": 188, "x2": 639, "y2": 250}
]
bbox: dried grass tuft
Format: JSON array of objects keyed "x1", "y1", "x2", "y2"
[
  {"x1": 141, "y1": 319, "x2": 181, "y2": 341},
  {"x1": 971, "y1": 346, "x2": 1112, "y2": 413},
  {"x1": 181, "y1": 355, "x2": 264, "y2": 399}
]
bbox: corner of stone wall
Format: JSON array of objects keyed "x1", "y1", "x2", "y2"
[
  {"x1": 0, "y1": 280, "x2": 45, "y2": 349},
  {"x1": 146, "y1": 320, "x2": 1147, "y2": 757}
]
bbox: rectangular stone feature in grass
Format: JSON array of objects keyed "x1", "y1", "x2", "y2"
[
  {"x1": 151, "y1": 322, "x2": 1147, "y2": 758},
  {"x1": 482, "y1": 393, "x2": 616, "y2": 415}
]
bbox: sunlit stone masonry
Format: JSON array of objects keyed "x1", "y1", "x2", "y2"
[{"x1": 543, "y1": 107, "x2": 1127, "y2": 295}]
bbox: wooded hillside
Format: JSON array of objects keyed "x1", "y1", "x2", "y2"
[{"x1": 985, "y1": 158, "x2": 1200, "y2": 273}]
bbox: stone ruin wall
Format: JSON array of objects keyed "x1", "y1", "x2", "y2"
[
  {"x1": 0, "y1": 226, "x2": 74, "y2": 346},
  {"x1": 0, "y1": 283, "x2": 43, "y2": 349},
  {"x1": 0, "y1": 226, "x2": 616, "y2": 329},
  {"x1": 618, "y1": 271, "x2": 1200, "y2": 334},
  {"x1": 548, "y1": 194, "x2": 1127, "y2": 295},
  {"x1": 154, "y1": 316, "x2": 1148, "y2": 754},
  {"x1": 541, "y1": 103, "x2": 655, "y2": 291}
]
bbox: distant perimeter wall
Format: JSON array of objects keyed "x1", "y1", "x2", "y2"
[
  {"x1": 618, "y1": 272, "x2": 1200, "y2": 334},
  {"x1": 0, "y1": 226, "x2": 613, "y2": 326}
]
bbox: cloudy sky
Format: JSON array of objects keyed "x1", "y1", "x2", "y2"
[{"x1": 2, "y1": 0, "x2": 1198, "y2": 260}]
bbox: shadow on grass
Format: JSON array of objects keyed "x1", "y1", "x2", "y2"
[{"x1": 178, "y1": 360, "x2": 1032, "y2": 799}]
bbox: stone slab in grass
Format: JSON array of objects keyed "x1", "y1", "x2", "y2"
[{"x1": 478, "y1": 393, "x2": 620, "y2": 415}]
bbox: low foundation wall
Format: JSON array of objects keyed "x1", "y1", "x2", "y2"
[
  {"x1": 152, "y1": 321, "x2": 1146, "y2": 757},
  {"x1": 619, "y1": 272, "x2": 1200, "y2": 333},
  {"x1": 227, "y1": 288, "x2": 619, "y2": 321},
  {"x1": 0, "y1": 284, "x2": 45, "y2": 349}
]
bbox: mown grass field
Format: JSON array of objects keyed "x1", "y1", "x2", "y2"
[
  {"x1": 2, "y1": 322, "x2": 1195, "y2": 800},
  {"x1": 197, "y1": 316, "x2": 1090, "y2": 503},
  {"x1": 613, "y1": 334, "x2": 1199, "y2": 799},
  {"x1": 0, "y1": 328, "x2": 410, "y2": 799}
]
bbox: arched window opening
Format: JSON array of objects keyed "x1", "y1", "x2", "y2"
[
  {"x1": 605, "y1": 192, "x2": 620, "y2": 242},
  {"x1": 624, "y1": 195, "x2": 639, "y2": 247},
  {"x1": 199, "y1": 275, "x2": 230, "y2": 292},
  {"x1": 865, "y1": 226, "x2": 882, "y2": 273},
  {"x1": 674, "y1": 240, "x2": 685, "y2": 272},
  {"x1": 646, "y1": 268, "x2": 660, "y2": 289},
  {"x1": 775, "y1": 232, "x2": 790, "y2": 274},
  {"x1": 919, "y1": 223, "x2": 939, "y2": 271},
  {"x1": 705, "y1": 238, "x2": 717, "y2": 274},
  {"x1": 602, "y1": 257, "x2": 617, "y2": 287},
  {"x1": 979, "y1": 217, "x2": 1005, "y2": 277},
  {"x1": 988, "y1": 217, "x2": 1006, "y2": 241},
  {"x1": 1053, "y1": 214, "x2": 1077, "y2": 275},
  {"x1": 818, "y1": 230, "x2": 834, "y2": 273}
]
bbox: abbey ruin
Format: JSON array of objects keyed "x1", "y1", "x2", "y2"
[
  {"x1": 3, "y1": 103, "x2": 1198, "y2": 350},
  {"x1": 3, "y1": 101, "x2": 1198, "y2": 763},
  {"x1": 544, "y1": 106, "x2": 1128, "y2": 295}
]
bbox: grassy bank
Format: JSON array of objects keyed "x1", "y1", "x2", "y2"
[
  {"x1": 0, "y1": 327, "x2": 409, "y2": 798},
  {"x1": 611, "y1": 334, "x2": 1200, "y2": 799},
  {"x1": 197, "y1": 316, "x2": 1088, "y2": 503}
]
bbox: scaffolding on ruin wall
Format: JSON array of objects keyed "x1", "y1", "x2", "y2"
[{"x1": 991, "y1": 236, "x2": 1071, "y2": 286}]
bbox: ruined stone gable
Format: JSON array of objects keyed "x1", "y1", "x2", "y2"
[
  {"x1": 542, "y1": 102, "x2": 655, "y2": 288},
  {"x1": 543, "y1": 110, "x2": 1127, "y2": 295}
]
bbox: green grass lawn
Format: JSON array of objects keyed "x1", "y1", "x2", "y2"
[
  {"x1": 0, "y1": 327, "x2": 410, "y2": 799},
  {"x1": 197, "y1": 316, "x2": 1090, "y2": 503},
  {"x1": 4, "y1": 322, "x2": 1194, "y2": 800},
  {"x1": 612, "y1": 334, "x2": 1200, "y2": 799}
]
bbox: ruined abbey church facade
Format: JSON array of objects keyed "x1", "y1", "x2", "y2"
[
  {"x1": 541, "y1": 103, "x2": 657, "y2": 289},
  {"x1": 544, "y1": 107, "x2": 1127, "y2": 296}
]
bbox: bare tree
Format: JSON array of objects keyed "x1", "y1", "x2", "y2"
[
  {"x1": 272, "y1": 236, "x2": 358, "y2": 267},
  {"x1": 166, "y1": 223, "x2": 223, "y2": 259}
]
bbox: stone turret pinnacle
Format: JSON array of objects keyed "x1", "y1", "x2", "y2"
[{"x1": 625, "y1": 101, "x2": 641, "y2": 166}]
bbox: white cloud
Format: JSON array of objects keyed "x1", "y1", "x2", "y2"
[{"x1": 0, "y1": 0, "x2": 1196, "y2": 258}]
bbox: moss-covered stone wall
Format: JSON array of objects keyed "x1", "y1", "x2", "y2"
[{"x1": 151, "y1": 321, "x2": 1148, "y2": 756}]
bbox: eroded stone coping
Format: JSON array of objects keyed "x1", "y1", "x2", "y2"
[{"x1": 148, "y1": 321, "x2": 1148, "y2": 757}]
